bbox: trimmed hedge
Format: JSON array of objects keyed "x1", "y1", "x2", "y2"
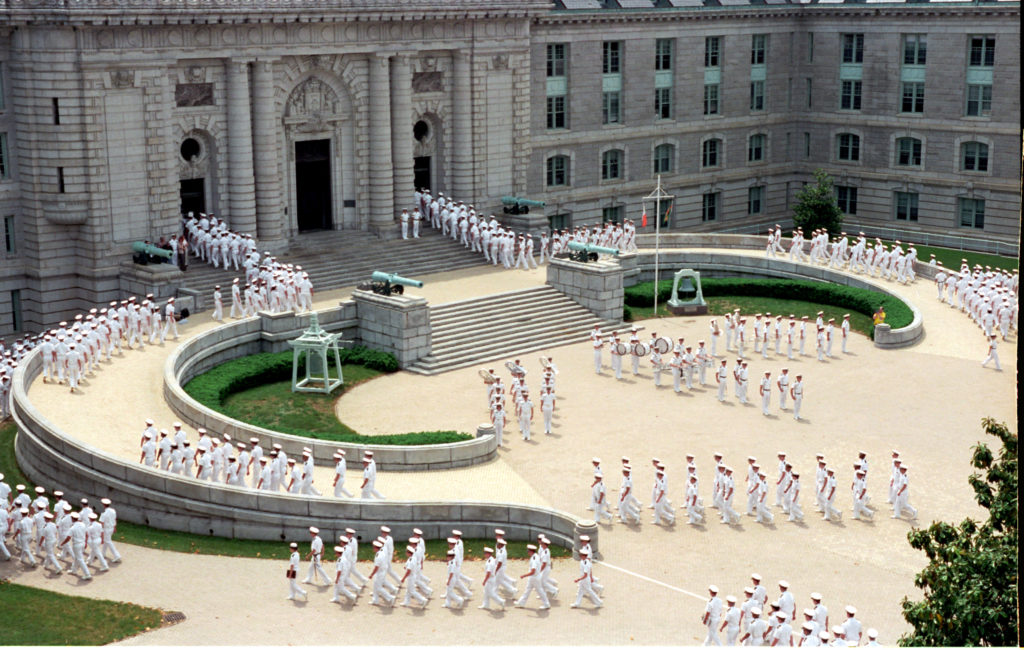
[
  {"x1": 183, "y1": 349, "x2": 473, "y2": 445},
  {"x1": 625, "y1": 278, "x2": 913, "y2": 338}
]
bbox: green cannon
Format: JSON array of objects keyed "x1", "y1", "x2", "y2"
[
  {"x1": 501, "y1": 196, "x2": 546, "y2": 215},
  {"x1": 567, "y1": 241, "x2": 619, "y2": 263},
  {"x1": 131, "y1": 241, "x2": 172, "y2": 265},
  {"x1": 367, "y1": 271, "x2": 424, "y2": 296}
]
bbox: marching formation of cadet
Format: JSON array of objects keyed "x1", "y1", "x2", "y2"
[
  {"x1": 284, "y1": 526, "x2": 601, "y2": 611},
  {"x1": 184, "y1": 212, "x2": 253, "y2": 271},
  {"x1": 0, "y1": 478, "x2": 122, "y2": 581},
  {"x1": 703, "y1": 577, "x2": 880, "y2": 646},
  {"x1": 585, "y1": 449, "x2": 917, "y2": 529},
  {"x1": 933, "y1": 261, "x2": 1017, "y2": 370},
  {"x1": 135, "y1": 418, "x2": 385, "y2": 500},
  {"x1": 482, "y1": 356, "x2": 559, "y2": 445}
]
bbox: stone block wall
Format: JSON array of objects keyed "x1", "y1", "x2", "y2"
[
  {"x1": 546, "y1": 256, "x2": 624, "y2": 322},
  {"x1": 352, "y1": 289, "x2": 431, "y2": 368}
]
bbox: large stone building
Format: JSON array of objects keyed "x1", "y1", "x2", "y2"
[{"x1": 0, "y1": 0, "x2": 1019, "y2": 334}]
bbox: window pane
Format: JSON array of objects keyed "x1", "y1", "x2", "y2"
[
  {"x1": 705, "y1": 37, "x2": 720, "y2": 67},
  {"x1": 704, "y1": 84, "x2": 719, "y2": 115},
  {"x1": 656, "y1": 39, "x2": 673, "y2": 71}
]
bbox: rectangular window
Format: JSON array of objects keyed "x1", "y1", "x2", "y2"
[
  {"x1": 959, "y1": 198, "x2": 984, "y2": 228},
  {"x1": 901, "y1": 83, "x2": 925, "y2": 114},
  {"x1": 705, "y1": 36, "x2": 721, "y2": 68},
  {"x1": 750, "y1": 81, "x2": 765, "y2": 111},
  {"x1": 655, "y1": 87, "x2": 672, "y2": 119},
  {"x1": 549, "y1": 213, "x2": 570, "y2": 231},
  {"x1": 703, "y1": 84, "x2": 719, "y2": 115},
  {"x1": 840, "y1": 80, "x2": 862, "y2": 110},
  {"x1": 57, "y1": 167, "x2": 65, "y2": 193},
  {"x1": 546, "y1": 43, "x2": 566, "y2": 77},
  {"x1": 837, "y1": 134, "x2": 860, "y2": 162},
  {"x1": 836, "y1": 186, "x2": 858, "y2": 214},
  {"x1": 894, "y1": 192, "x2": 919, "y2": 221},
  {"x1": 0, "y1": 132, "x2": 8, "y2": 180},
  {"x1": 3, "y1": 215, "x2": 15, "y2": 254},
  {"x1": 546, "y1": 157, "x2": 567, "y2": 187},
  {"x1": 966, "y1": 85, "x2": 992, "y2": 117},
  {"x1": 655, "y1": 39, "x2": 674, "y2": 71},
  {"x1": 748, "y1": 186, "x2": 765, "y2": 215},
  {"x1": 52, "y1": 97, "x2": 60, "y2": 125},
  {"x1": 702, "y1": 140, "x2": 719, "y2": 168},
  {"x1": 748, "y1": 134, "x2": 765, "y2": 162},
  {"x1": 601, "y1": 150, "x2": 622, "y2": 181},
  {"x1": 961, "y1": 142, "x2": 989, "y2": 172},
  {"x1": 897, "y1": 139, "x2": 922, "y2": 167},
  {"x1": 969, "y1": 36, "x2": 995, "y2": 67},
  {"x1": 653, "y1": 144, "x2": 674, "y2": 174},
  {"x1": 807, "y1": 32, "x2": 814, "y2": 63},
  {"x1": 805, "y1": 78, "x2": 812, "y2": 109},
  {"x1": 903, "y1": 35, "x2": 927, "y2": 65},
  {"x1": 702, "y1": 192, "x2": 719, "y2": 222},
  {"x1": 842, "y1": 34, "x2": 864, "y2": 64},
  {"x1": 10, "y1": 289, "x2": 21, "y2": 333},
  {"x1": 602, "y1": 91, "x2": 621, "y2": 125},
  {"x1": 546, "y1": 96, "x2": 566, "y2": 129},
  {"x1": 602, "y1": 206, "x2": 622, "y2": 224},
  {"x1": 751, "y1": 34, "x2": 767, "y2": 65},
  {"x1": 803, "y1": 132, "x2": 811, "y2": 159},
  {"x1": 602, "y1": 41, "x2": 621, "y2": 75}
]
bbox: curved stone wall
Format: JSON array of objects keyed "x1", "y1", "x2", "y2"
[
  {"x1": 628, "y1": 250, "x2": 924, "y2": 349},
  {"x1": 12, "y1": 350, "x2": 583, "y2": 550},
  {"x1": 164, "y1": 305, "x2": 498, "y2": 471}
]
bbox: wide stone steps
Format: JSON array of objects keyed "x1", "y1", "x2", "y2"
[
  {"x1": 406, "y1": 285, "x2": 634, "y2": 375},
  {"x1": 178, "y1": 229, "x2": 487, "y2": 304}
]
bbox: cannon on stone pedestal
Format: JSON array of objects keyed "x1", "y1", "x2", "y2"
[
  {"x1": 362, "y1": 271, "x2": 425, "y2": 296},
  {"x1": 501, "y1": 196, "x2": 546, "y2": 215},
  {"x1": 565, "y1": 241, "x2": 620, "y2": 263},
  {"x1": 131, "y1": 241, "x2": 173, "y2": 265}
]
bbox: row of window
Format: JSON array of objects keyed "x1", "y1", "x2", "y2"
[
  {"x1": 549, "y1": 193, "x2": 987, "y2": 231},
  {"x1": 546, "y1": 136, "x2": 993, "y2": 186}
]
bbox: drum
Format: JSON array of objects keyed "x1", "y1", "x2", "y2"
[
  {"x1": 632, "y1": 342, "x2": 650, "y2": 356},
  {"x1": 504, "y1": 360, "x2": 518, "y2": 374},
  {"x1": 539, "y1": 356, "x2": 551, "y2": 370},
  {"x1": 479, "y1": 369, "x2": 495, "y2": 384},
  {"x1": 614, "y1": 342, "x2": 629, "y2": 355},
  {"x1": 652, "y1": 336, "x2": 672, "y2": 354}
]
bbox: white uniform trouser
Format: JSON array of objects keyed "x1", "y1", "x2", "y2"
[
  {"x1": 163, "y1": 318, "x2": 179, "y2": 340},
  {"x1": 362, "y1": 484, "x2": 385, "y2": 499},
  {"x1": 756, "y1": 500, "x2": 774, "y2": 523},
  {"x1": 721, "y1": 499, "x2": 739, "y2": 524},
  {"x1": 594, "y1": 499, "x2": 613, "y2": 522},
  {"x1": 444, "y1": 580, "x2": 465, "y2": 607},
  {"x1": 792, "y1": 396, "x2": 803, "y2": 420},
  {"x1": 542, "y1": 408, "x2": 553, "y2": 434},
  {"x1": 213, "y1": 298, "x2": 223, "y2": 321},
  {"x1": 86, "y1": 540, "x2": 109, "y2": 571},
  {"x1": 726, "y1": 625, "x2": 740, "y2": 645},
  {"x1": 40, "y1": 541, "x2": 61, "y2": 572},
  {"x1": 289, "y1": 576, "x2": 307, "y2": 599},
  {"x1": 516, "y1": 577, "x2": 550, "y2": 608},
  {"x1": 611, "y1": 354, "x2": 621, "y2": 379},
  {"x1": 496, "y1": 567, "x2": 516, "y2": 594},
  {"x1": 779, "y1": 389, "x2": 788, "y2": 410},
  {"x1": 619, "y1": 496, "x2": 640, "y2": 523},
  {"x1": 0, "y1": 534, "x2": 10, "y2": 561},
  {"x1": 334, "y1": 479, "x2": 353, "y2": 498},
  {"x1": 70, "y1": 542, "x2": 90, "y2": 578},
  {"x1": 482, "y1": 578, "x2": 506, "y2": 609},
  {"x1": 574, "y1": 579, "x2": 603, "y2": 607},
  {"x1": 717, "y1": 380, "x2": 726, "y2": 401},
  {"x1": 631, "y1": 354, "x2": 640, "y2": 375},
  {"x1": 18, "y1": 534, "x2": 37, "y2": 565},
  {"x1": 705, "y1": 619, "x2": 722, "y2": 646},
  {"x1": 823, "y1": 498, "x2": 841, "y2": 520},
  {"x1": 593, "y1": 349, "x2": 602, "y2": 373},
  {"x1": 372, "y1": 572, "x2": 395, "y2": 604},
  {"x1": 852, "y1": 498, "x2": 874, "y2": 519},
  {"x1": 654, "y1": 498, "x2": 675, "y2": 524},
  {"x1": 306, "y1": 556, "x2": 331, "y2": 584},
  {"x1": 761, "y1": 392, "x2": 770, "y2": 415},
  {"x1": 787, "y1": 500, "x2": 804, "y2": 522},
  {"x1": 982, "y1": 349, "x2": 1000, "y2": 369},
  {"x1": 894, "y1": 493, "x2": 918, "y2": 519},
  {"x1": 102, "y1": 530, "x2": 121, "y2": 562},
  {"x1": 401, "y1": 574, "x2": 427, "y2": 606}
]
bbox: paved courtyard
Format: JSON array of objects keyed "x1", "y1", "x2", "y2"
[{"x1": 7, "y1": 250, "x2": 1016, "y2": 645}]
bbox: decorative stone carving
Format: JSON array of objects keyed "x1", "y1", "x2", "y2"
[
  {"x1": 491, "y1": 54, "x2": 509, "y2": 70},
  {"x1": 287, "y1": 77, "x2": 339, "y2": 118},
  {"x1": 412, "y1": 71, "x2": 443, "y2": 93},
  {"x1": 420, "y1": 56, "x2": 437, "y2": 72},
  {"x1": 111, "y1": 69, "x2": 135, "y2": 88},
  {"x1": 186, "y1": 65, "x2": 205, "y2": 83},
  {"x1": 175, "y1": 83, "x2": 215, "y2": 107}
]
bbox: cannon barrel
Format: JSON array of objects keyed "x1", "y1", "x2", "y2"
[
  {"x1": 567, "y1": 241, "x2": 620, "y2": 256},
  {"x1": 500, "y1": 196, "x2": 546, "y2": 208},
  {"x1": 371, "y1": 271, "x2": 424, "y2": 288},
  {"x1": 131, "y1": 241, "x2": 173, "y2": 259}
]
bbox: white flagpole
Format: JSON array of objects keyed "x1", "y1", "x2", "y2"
[{"x1": 643, "y1": 176, "x2": 673, "y2": 318}]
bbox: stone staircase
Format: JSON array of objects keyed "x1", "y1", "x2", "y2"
[
  {"x1": 178, "y1": 228, "x2": 487, "y2": 303},
  {"x1": 405, "y1": 285, "x2": 635, "y2": 375}
]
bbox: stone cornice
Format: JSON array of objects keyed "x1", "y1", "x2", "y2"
[{"x1": 0, "y1": 0, "x2": 555, "y2": 26}]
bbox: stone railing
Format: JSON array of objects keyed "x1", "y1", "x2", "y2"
[
  {"x1": 165, "y1": 303, "x2": 497, "y2": 471},
  {"x1": 629, "y1": 250, "x2": 924, "y2": 349},
  {"x1": 12, "y1": 348, "x2": 591, "y2": 552}
]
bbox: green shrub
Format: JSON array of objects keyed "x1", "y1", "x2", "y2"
[
  {"x1": 622, "y1": 305, "x2": 633, "y2": 322},
  {"x1": 624, "y1": 278, "x2": 913, "y2": 338}
]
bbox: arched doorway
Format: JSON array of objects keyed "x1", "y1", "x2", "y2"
[{"x1": 413, "y1": 112, "x2": 444, "y2": 194}]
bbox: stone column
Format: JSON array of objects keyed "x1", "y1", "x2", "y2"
[
  {"x1": 390, "y1": 54, "x2": 415, "y2": 218},
  {"x1": 451, "y1": 50, "x2": 473, "y2": 200},
  {"x1": 225, "y1": 60, "x2": 257, "y2": 235},
  {"x1": 251, "y1": 59, "x2": 285, "y2": 250},
  {"x1": 367, "y1": 54, "x2": 395, "y2": 236}
]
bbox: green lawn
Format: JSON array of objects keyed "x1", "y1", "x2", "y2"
[
  {"x1": 0, "y1": 422, "x2": 566, "y2": 561},
  {"x1": 0, "y1": 582, "x2": 163, "y2": 645},
  {"x1": 628, "y1": 296, "x2": 874, "y2": 336}
]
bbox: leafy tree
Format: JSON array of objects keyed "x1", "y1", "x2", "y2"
[
  {"x1": 792, "y1": 169, "x2": 844, "y2": 236},
  {"x1": 899, "y1": 418, "x2": 1018, "y2": 647}
]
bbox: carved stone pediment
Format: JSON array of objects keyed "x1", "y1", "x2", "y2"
[{"x1": 287, "y1": 77, "x2": 340, "y2": 118}]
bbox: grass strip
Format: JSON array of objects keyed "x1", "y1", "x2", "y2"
[
  {"x1": 0, "y1": 582, "x2": 163, "y2": 645},
  {"x1": 1, "y1": 422, "x2": 567, "y2": 561}
]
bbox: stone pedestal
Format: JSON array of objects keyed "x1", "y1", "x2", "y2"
[
  {"x1": 476, "y1": 423, "x2": 495, "y2": 438},
  {"x1": 574, "y1": 519, "x2": 598, "y2": 560},
  {"x1": 352, "y1": 289, "x2": 431, "y2": 368},
  {"x1": 117, "y1": 260, "x2": 183, "y2": 301},
  {"x1": 546, "y1": 257, "x2": 624, "y2": 322}
]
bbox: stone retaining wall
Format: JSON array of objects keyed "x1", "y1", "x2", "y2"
[
  {"x1": 629, "y1": 251, "x2": 924, "y2": 349},
  {"x1": 12, "y1": 350, "x2": 589, "y2": 551},
  {"x1": 546, "y1": 256, "x2": 624, "y2": 321},
  {"x1": 165, "y1": 303, "x2": 498, "y2": 471}
]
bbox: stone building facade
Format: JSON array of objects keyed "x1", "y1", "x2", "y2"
[{"x1": 0, "y1": 0, "x2": 1019, "y2": 334}]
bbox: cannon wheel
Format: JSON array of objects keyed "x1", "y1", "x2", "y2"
[
  {"x1": 392, "y1": 285, "x2": 404, "y2": 295},
  {"x1": 587, "y1": 252, "x2": 599, "y2": 262}
]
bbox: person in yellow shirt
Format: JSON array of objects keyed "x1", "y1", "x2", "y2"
[{"x1": 872, "y1": 305, "x2": 886, "y2": 325}]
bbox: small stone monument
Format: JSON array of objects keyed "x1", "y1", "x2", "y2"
[
  {"x1": 667, "y1": 269, "x2": 708, "y2": 315},
  {"x1": 288, "y1": 312, "x2": 346, "y2": 394}
]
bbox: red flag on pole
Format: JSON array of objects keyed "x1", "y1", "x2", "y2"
[{"x1": 641, "y1": 203, "x2": 648, "y2": 228}]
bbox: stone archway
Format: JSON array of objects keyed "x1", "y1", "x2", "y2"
[
  {"x1": 413, "y1": 111, "x2": 445, "y2": 194},
  {"x1": 177, "y1": 129, "x2": 217, "y2": 218}
]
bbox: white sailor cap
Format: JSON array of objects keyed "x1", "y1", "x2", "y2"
[
  {"x1": 494, "y1": 529, "x2": 506, "y2": 536},
  {"x1": 845, "y1": 605, "x2": 857, "y2": 615},
  {"x1": 35, "y1": 486, "x2": 46, "y2": 495},
  {"x1": 708, "y1": 585, "x2": 719, "y2": 593},
  {"x1": 867, "y1": 629, "x2": 878, "y2": 639},
  {"x1": 101, "y1": 498, "x2": 111, "y2": 506},
  {"x1": 309, "y1": 526, "x2": 319, "y2": 534}
]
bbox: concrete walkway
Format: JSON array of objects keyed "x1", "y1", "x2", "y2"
[{"x1": 10, "y1": 249, "x2": 1017, "y2": 645}]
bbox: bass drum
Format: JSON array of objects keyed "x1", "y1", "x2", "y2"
[
  {"x1": 479, "y1": 369, "x2": 495, "y2": 384},
  {"x1": 614, "y1": 342, "x2": 629, "y2": 355},
  {"x1": 652, "y1": 337, "x2": 672, "y2": 355},
  {"x1": 632, "y1": 342, "x2": 650, "y2": 356}
]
